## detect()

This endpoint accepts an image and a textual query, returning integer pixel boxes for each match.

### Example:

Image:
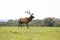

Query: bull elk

[18,10,35,28]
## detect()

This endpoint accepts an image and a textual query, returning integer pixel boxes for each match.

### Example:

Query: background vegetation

[0,17,60,27]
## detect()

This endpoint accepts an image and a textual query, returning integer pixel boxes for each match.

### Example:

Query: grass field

[0,26,60,40]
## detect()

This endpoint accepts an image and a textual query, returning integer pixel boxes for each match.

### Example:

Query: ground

[0,26,60,40]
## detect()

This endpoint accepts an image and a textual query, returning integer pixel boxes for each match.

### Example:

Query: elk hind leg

[26,23,29,28]
[18,22,20,28]
[20,22,22,28]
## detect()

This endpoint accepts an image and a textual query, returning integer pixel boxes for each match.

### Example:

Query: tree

[7,19,18,26]
[43,17,55,26]
[54,19,60,27]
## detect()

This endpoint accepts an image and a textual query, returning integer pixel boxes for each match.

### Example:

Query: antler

[24,9,34,15]
[31,13,34,15]
[24,9,30,13]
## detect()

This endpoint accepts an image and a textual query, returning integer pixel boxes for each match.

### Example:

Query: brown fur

[18,15,34,28]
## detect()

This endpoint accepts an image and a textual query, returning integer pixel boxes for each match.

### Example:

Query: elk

[18,10,35,28]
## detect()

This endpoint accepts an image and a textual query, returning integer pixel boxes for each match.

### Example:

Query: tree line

[0,17,60,27]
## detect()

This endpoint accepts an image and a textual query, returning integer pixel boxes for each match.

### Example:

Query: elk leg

[21,22,22,28]
[18,22,20,28]
[18,24,19,28]
[18,22,22,28]
[26,23,29,28]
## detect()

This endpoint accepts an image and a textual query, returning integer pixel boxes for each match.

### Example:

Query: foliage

[43,17,55,26]
[0,17,60,27]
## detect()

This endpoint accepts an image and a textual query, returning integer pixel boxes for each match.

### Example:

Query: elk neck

[28,16,33,22]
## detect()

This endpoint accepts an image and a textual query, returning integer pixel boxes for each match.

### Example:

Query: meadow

[0,26,60,40]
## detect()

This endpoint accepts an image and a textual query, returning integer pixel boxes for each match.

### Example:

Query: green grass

[0,26,60,40]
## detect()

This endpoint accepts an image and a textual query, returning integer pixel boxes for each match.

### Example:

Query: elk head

[24,10,35,19]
